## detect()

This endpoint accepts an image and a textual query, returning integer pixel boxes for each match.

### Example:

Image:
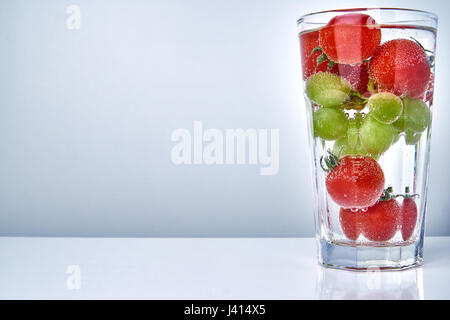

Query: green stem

[379,186,419,201]
[320,150,340,173]
[351,91,369,103]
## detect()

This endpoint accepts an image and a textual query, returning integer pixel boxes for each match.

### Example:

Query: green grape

[346,113,364,147]
[347,126,359,149]
[405,130,422,146]
[393,114,406,131]
[359,115,396,155]
[306,72,352,108]
[333,136,353,155]
[392,129,402,145]
[315,89,350,109]
[333,136,379,160]
[367,92,403,124]
[313,108,348,141]
[393,97,431,133]
[353,112,365,127]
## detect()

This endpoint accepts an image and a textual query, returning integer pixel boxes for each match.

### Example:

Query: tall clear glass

[297,8,438,270]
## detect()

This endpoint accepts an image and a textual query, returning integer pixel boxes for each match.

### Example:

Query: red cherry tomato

[326,156,385,209]
[361,199,400,242]
[319,13,381,64]
[339,208,363,241]
[337,62,370,96]
[299,30,338,80]
[400,198,418,241]
[369,39,431,98]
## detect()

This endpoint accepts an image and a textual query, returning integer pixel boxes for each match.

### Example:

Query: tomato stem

[320,149,340,173]
[379,186,419,202]
[309,46,337,73]
[309,46,323,58]
[402,186,420,199]
[351,91,369,102]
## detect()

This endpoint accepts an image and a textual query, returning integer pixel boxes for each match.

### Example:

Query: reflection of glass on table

[316,266,424,300]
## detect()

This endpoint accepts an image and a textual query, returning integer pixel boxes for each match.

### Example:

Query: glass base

[318,239,423,271]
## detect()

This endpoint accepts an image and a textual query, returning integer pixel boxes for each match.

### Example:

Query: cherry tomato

[319,13,381,64]
[325,155,385,209]
[337,62,370,96]
[361,199,400,242]
[339,208,363,240]
[400,198,418,241]
[299,30,338,80]
[369,39,431,98]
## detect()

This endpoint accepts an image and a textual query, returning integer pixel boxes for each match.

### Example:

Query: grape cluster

[306,71,431,159]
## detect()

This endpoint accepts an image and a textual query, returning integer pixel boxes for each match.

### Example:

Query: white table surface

[0,237,449,300]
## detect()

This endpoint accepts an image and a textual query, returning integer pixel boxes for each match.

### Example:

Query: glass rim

[297,7,438,26]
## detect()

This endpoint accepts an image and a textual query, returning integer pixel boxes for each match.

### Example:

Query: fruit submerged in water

[369,39,431,98]
[299,30,338,80]
[306,72,352,108]
[322,152,385,209]
[361,199,400,242]
[393,97,431,133]
[319,13,381,64]
[339,208,363,241]
[313,108,348,140]
[367,92,404,124]
[359,115,396,155]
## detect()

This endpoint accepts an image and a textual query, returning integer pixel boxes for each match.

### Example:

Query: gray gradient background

[0,0,448,237]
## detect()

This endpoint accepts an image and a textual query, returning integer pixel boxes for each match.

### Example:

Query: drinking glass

[297,8,438,270]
